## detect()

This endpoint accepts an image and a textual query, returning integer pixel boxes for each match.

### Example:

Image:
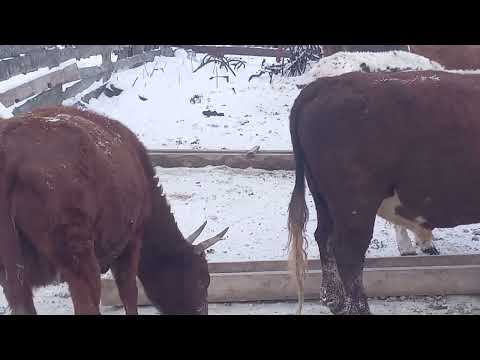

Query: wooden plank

[149,149,293,155]
[113,48,166,73]
[208,265,480,302]
[208,254,480,273]
[179,45,289,58]
[148,150,294,171]
[100,263,480,306]
[12,84,64,115]
[0,63,80,107]
[62,74,104,101]
[78,66,106,79]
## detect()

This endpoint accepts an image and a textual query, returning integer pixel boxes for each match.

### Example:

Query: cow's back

[0,107,152,272]
[294,70,480,227]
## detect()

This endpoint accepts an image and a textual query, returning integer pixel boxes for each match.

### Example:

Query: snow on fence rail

[0,45,174,115]
[148,149,295,171]
[178,45,290,58]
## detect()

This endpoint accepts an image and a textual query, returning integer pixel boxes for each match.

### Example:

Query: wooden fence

[101,254,480,305]
[0,45,174,115]
[178,45,290,58]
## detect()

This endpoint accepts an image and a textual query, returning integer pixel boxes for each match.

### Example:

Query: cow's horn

[186,221,207,244]
[194,227,229,254]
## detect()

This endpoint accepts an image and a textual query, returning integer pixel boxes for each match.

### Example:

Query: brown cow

[0,106,228,315]
[288,70,480,315]
[409,45,480,70]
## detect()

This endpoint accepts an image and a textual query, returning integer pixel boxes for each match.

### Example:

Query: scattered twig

[283,45,323,77]
[149,59,160,77]
[209,75,229,83]
[193,54,246,77]
[202,110,225,117]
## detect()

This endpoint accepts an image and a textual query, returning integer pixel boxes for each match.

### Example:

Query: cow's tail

[287,101,309,315]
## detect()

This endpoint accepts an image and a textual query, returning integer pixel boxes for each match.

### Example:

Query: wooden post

[101,49,113,83]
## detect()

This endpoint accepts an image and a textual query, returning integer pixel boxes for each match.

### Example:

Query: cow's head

[139,184,228,315]
[179,223,228,315]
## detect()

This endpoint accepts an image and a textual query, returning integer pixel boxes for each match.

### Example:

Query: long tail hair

[287,102,309,315]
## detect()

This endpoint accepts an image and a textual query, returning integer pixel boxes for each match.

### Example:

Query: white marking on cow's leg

[394,225,417,256]
[377,190,438,255]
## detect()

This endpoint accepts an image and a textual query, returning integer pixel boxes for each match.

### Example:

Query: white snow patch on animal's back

[298,50,444,83]
[39,114,72,122]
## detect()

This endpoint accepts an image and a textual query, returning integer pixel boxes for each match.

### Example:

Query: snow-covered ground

[1,48,456,150]
[156,166,480,262]
[1,282,479,315]
[66,49,446,151]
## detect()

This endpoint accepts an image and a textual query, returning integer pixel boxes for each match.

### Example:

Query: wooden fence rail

[178,45,290,58]
[0,45,174,115]
[101,254,480,306]
[148,149,295,171]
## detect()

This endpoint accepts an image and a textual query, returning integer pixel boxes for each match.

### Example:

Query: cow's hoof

[328,299,371,315]
[321,289,346,315]
[325,300,347,315]
[346,301,371,315]
[422,246,440,255]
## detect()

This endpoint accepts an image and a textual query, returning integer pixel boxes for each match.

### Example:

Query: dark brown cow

[288,70,480,315]
[0,106,228,315]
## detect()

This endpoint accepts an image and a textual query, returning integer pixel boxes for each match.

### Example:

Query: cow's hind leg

[111,236,142,315]
[311,193,347,314]
[0,215,36,315]
[330,196,384,315]
[53,222,101,315]
[59,250,101,315]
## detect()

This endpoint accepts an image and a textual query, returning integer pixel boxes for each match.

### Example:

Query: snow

[2,49,451,152]
[1,283,479,315]
[0,54,103,96]
[76,54,103,68]
[62,79,82,91]
[297,50,444,83]
[156,166,480,262]
[0,59,80,94]
[0,102,12,118]
[81,50,447,151]
[63,79,106,107]
[84,50,298,150]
